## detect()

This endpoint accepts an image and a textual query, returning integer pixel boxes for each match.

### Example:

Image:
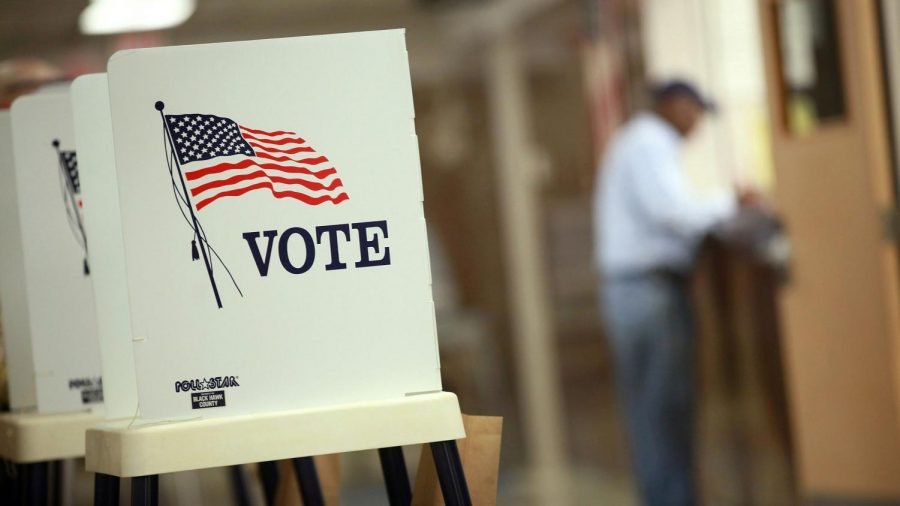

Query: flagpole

[53,139,90,275]
[155,101,223,309]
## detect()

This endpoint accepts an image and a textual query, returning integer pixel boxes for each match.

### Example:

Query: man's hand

[736,185,767,210]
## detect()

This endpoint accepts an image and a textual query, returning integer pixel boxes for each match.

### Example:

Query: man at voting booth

[594,80,762,506]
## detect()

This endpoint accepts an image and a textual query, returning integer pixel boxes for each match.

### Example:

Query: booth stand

[87,391,472,506]
[0,410,104,505]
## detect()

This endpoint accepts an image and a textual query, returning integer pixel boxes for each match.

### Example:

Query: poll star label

[175,376,240,392]
[70,376,104,405]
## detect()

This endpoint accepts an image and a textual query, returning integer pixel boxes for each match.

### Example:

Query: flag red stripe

[248,142,315,155]
[239,125,296,137]
[196,182,349,210]
[255,150,327,164]
[241,132,307,145]
[185,158,333,181]
[190,170,344,197]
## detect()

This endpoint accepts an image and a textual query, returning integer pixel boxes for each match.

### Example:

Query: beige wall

[640,0,774,192]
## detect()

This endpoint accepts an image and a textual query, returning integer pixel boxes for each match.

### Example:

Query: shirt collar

[640,111,682,146]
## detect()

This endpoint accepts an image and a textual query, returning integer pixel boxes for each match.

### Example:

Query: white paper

[10,91,104,414]
[0,110,38,411]
[107,30,441,421]
[72,74,139,419]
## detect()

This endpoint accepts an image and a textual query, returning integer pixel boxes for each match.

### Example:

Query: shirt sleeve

[627,141,737,241]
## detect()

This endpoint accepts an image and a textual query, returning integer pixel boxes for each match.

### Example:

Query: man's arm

[628,142,736,241]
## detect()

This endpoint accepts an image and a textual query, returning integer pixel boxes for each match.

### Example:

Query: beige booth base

[0,411,105,463]
[86,392,465,478]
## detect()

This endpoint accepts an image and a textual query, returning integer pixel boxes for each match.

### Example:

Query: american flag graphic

[60,150,81,197]
[164,113,349,211]
[53,140,89,275]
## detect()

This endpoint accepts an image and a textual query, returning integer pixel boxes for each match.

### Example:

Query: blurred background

[3,0,900,504]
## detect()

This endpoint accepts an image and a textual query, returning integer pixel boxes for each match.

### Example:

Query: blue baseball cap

[651,79,717,112]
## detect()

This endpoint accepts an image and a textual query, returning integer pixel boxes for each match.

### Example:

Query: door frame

[758,0,900,498]
[881,0,900,198]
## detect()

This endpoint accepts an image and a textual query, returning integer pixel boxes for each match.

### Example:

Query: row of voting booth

[0,30,479,505]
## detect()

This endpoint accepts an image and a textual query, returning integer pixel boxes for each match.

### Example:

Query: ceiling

[0,0,577,82]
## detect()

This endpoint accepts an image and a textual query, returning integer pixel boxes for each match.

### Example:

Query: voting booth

[81,30,468,505]
[4,91,104,415]
[72,74,139,422]
[0,89,109,463]
[105,30,443,420]
[0,110,35,413]
[0,89,110,505]
[0,29,484,506]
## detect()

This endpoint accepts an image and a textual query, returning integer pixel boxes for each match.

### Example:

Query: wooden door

[759,0,900,499]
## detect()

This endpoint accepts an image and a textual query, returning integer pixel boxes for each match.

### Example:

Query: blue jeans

[601,273,696,506]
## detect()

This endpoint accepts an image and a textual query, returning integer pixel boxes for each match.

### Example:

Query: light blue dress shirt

[593,112,736,276]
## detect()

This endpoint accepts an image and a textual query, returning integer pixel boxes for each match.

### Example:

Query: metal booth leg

[229,466,251,506]
[50,460,62,506]
[26,461,48,506]
[291,456,325,506]
[378,447,412,506]
[258,460,280,505]
[93,473,120,506]
[0,459,20,505]
[131,475,159,506]
[430,440,472,506]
